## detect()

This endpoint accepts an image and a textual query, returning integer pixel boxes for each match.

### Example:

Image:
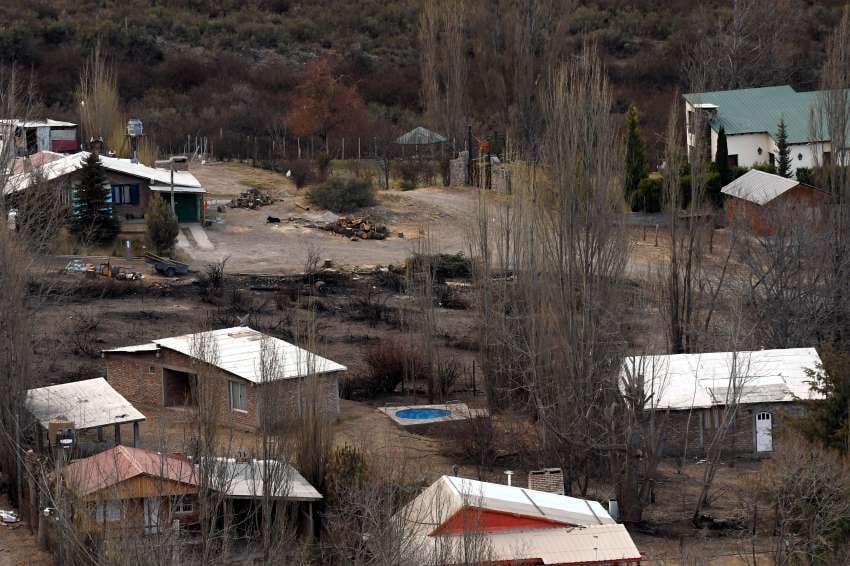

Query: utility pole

[170,159,175,214]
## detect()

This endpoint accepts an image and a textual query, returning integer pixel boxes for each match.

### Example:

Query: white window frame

[170,495,193,514]
[229,380,248,412]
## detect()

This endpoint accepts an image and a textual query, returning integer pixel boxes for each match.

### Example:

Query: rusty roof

[63,446,197,498]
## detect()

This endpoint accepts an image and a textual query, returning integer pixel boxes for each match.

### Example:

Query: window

[111,184,140,205]
[229,380,247,412]
[687,110,694,134]
[170,496,193,514]
[769,153,775,166]
[823,151,832,165]
[95,500,123,522]
[728,154,739,168]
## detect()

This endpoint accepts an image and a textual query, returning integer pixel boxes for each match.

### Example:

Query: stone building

[103,327,346,433]
[621,347,824,457]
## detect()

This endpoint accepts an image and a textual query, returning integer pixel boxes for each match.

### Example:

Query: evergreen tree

[715,126,731,186]
[794,344,850,454]
[145,193,179,255]
[776,118,792,178]
[624,104,648,202]
[70,152,120,245]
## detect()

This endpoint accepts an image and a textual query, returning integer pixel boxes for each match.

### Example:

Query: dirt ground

[0,496,52,566]
[187,162,480,273]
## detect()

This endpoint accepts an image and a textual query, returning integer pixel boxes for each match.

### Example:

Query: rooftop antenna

[127,118,143,163]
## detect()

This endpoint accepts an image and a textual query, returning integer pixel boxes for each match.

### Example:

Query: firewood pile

[322,217,389,241]
[229,188,274,209]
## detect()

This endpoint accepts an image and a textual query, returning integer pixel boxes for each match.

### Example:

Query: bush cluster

[308,178,376,212]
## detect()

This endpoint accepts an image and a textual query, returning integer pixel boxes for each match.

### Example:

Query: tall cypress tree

[776,118,792,178]
[70,152,120,245]
[715,126,731,186]
[624,104,648,202]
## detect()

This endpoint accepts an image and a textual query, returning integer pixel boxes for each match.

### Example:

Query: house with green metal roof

[683,86,833,176]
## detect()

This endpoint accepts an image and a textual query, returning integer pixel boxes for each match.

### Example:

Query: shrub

[395,159,420,190]
[288,159,313,189]
[408,252,473,281]
[308,178,376,212]
[145,194,179,255]
[433,358,460,400]
[347,339,426,399]
[316,153,332,180]
[631,176,663,213]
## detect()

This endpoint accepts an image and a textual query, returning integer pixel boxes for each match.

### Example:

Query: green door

[174,194,199,223]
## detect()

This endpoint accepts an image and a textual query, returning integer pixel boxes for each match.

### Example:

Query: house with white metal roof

[25,377,146,448]
[396,476,641,565]
[620,348,824,456]
[683,85,838,175]
[720,169,828,236]
[0,118,79,155]
[102,327,347,432]
[4,151,206,223]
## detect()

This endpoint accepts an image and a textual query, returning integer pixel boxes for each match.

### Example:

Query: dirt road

[188,162,480,273]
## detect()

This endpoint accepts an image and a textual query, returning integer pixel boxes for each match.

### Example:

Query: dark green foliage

[308,177,376,212]
[70,153,120,245]
[776,118,792,178]
[145,194,179,255]
[795,167,815,186]
[409,252,472,281]
[631,176,663,213]
[754,162,778,175]
[624,104,649,201]
[715,126,731,186]
[794,345,850,454]
[316,153,332,181]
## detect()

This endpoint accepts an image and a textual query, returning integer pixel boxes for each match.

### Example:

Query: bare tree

[811,6,850,347]
[419,0,468,140]
[763,432,850,565]
[77,43,121,149]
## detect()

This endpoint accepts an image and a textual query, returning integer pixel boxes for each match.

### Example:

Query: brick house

[621,348,824,457]
[103,327,347,432]
[721,169,829,236]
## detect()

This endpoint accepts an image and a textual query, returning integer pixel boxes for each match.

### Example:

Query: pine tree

[624,104,648,203]
[715,126,731,186]
[776,118,792,178]
[70,152,120,245]
[145,193,179,255]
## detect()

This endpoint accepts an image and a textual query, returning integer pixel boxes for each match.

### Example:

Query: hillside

[1,0,845,162]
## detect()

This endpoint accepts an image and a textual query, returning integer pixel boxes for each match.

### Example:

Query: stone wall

[661,402,805,458]
[450,151,469,187]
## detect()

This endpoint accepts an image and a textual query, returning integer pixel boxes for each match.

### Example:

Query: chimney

[89,136,104,155]
[528,468,565,495]
[504,470,514,486]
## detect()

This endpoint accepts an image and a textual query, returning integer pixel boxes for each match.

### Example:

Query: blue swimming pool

[395,408,451,420]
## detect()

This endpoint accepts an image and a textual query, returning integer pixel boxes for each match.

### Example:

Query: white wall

[684,101,833,178]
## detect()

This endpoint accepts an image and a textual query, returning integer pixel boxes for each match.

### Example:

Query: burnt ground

[18,247,774,562]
